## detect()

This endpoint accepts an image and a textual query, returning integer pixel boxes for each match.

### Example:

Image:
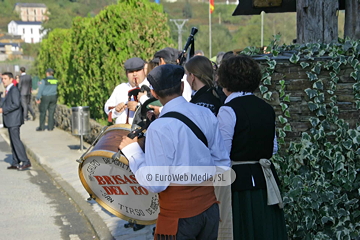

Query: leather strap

[161,111,208,147]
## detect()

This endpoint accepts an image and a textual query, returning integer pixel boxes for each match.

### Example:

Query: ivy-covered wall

[246,39,360,239]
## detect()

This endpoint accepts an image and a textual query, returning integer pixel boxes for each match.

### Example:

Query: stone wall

[32,60,359,146]
[255,60,359,144]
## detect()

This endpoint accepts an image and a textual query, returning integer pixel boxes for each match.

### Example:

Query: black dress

[224,95,288,240]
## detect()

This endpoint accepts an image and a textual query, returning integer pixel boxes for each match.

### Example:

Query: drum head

[78,125,159,225]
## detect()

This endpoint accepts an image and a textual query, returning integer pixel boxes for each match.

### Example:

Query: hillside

[0,0,345,58]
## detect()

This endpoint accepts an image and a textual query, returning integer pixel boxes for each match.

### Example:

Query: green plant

[250,38,360,239]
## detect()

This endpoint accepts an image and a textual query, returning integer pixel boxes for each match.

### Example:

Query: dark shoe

[18,164,31,171]
[7,165,18,170]
[32,115,36,121]
[24,117,30,121]
[48,128,54,131]
[36,127,45,131]
[133,224,145,231]
[124,222,134,228]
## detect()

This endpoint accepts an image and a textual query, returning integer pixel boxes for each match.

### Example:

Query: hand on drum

[127,101,138,111]
[148,105,160,117]
[115,102,126,113]
[119,134,138,150]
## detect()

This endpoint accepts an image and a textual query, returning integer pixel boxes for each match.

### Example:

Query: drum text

[87,159,100,175]
[118,203,146,216]
[94,175,138,185]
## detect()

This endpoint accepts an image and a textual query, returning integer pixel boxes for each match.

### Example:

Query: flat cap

[124,57,145,71]
[46,68,54,73]
[147,64,184,91]
[154,47,179,63]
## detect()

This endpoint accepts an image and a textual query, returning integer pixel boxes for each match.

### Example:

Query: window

[39,29,41,34]
[31,28,33,34]
[23,28,25,34]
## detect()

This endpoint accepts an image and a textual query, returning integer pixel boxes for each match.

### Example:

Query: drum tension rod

[87,194,95,201]
[76,126,109,164]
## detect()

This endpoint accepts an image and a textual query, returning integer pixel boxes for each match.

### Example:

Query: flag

[210,0,214,14]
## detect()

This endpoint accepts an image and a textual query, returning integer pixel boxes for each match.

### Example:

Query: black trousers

[8,126,30,166]
[39,95,57,130]
[21,95,35,119]
[157,203,219,240]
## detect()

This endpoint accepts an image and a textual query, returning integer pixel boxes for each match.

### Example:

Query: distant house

[14,3,48,22]
[8,21,46,43]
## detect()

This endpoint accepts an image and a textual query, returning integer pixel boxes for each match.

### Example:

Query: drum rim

[78,154,156,225]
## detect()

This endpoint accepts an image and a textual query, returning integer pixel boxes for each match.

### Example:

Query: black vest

[190,86,222,115]
[225,95,280,191]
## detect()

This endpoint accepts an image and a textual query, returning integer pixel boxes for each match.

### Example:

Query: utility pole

[170,19,189,50]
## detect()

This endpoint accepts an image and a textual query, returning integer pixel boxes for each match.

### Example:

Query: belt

[232,159,284,209]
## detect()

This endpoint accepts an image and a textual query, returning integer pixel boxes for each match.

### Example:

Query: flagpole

[209,0,212,58]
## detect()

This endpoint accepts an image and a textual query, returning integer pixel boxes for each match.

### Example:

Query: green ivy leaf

[263,91,272,101]
[267,59,277,69]
[316,105,327,116]
[278,129,286,138]
[356,101,360,110]
[279,79,285,87]
[342,140,353,150]
[321,216,334,225]
[313,80,324,90]
[284,110,291,118]
[306,72,318,81]
[308,101,319,111]
[305,88,318,99]
[283,123,292,132]
[332,61,341,70]
[309,117,320,127]
[278,115,288,124]
[353,82,360,92]
[311,63,322,74]
[280,103,288,111]
[300,62,310,69]
[290,53,300,64]
[283,94,291,102]
[263,76,272,85]
[259,85,268,94]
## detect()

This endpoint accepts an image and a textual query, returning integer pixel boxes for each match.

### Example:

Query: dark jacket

[19,74,32,95]
[225,95,280,191]
[190,86,222,115]
[2,86,24,128]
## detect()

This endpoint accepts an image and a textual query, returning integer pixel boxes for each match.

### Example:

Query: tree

[296,0,338,44]
[344,0,360,39]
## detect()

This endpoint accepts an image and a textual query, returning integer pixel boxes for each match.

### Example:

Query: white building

[8,21,46,43]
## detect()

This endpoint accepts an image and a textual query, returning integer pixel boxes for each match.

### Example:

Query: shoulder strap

[161,111,208,147]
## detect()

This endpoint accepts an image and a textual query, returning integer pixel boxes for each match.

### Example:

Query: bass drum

[78,124,159,225]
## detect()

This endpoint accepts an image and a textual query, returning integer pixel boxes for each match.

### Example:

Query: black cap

[147,64,184,91]
[46,68,54,73]
[154,47,179,63]
[124,57,145,71]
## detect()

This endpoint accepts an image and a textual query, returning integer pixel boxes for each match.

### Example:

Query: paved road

[0,134,97,240]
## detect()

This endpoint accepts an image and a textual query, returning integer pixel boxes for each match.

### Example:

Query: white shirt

[181,74,192,102]
[104,79,149,124]
[122,96,231,193]
[217,92,278,156]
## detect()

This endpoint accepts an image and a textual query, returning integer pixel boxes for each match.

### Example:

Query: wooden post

[344,0,360,39]
[296,0,338,44]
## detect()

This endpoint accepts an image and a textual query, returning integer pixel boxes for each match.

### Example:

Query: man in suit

[19,67,36,121]
[0,72,31,170]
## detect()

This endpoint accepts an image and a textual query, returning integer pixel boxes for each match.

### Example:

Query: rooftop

[15,3,47,8]
[10,21,42,25]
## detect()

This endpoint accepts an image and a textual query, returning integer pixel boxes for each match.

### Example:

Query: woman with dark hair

[184,55,222,115]
[217,55,287,240]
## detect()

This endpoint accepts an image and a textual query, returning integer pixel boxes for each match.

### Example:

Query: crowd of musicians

[104,47,288,239]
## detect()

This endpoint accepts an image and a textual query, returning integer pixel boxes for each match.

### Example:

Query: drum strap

[161,111,208,147]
